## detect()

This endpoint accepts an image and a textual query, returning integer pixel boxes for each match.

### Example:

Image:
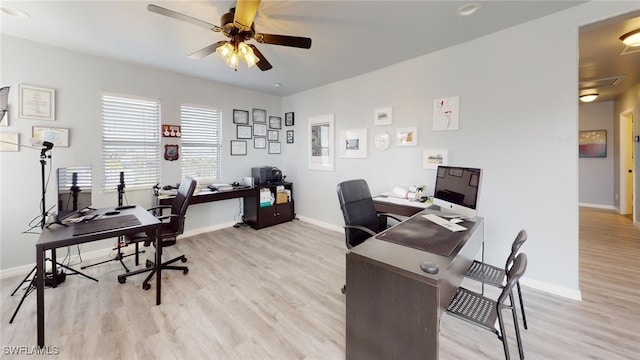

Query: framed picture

[373,107,392,126]
[268,142,281,154]
[449,168,464,177]
[233,109,249,124]
[269,116,281,129]
[579,130,607,158]
[254,136,266,149]
[252,108,266,123]
[230,140,247,155]
[286,130,294,144]
[285,112,295,126]
[0,133,19,151]
[253,123,267,137]
[396,127,417,146]
[422,149,448,170]
[267,130,279,141]
[469,173,479,187]
[433,96,459,131]
[19,84,55,121]
[32,126,70,147]
[339,128,367,158]
[236,125,252,139]
[308,113,334,171]
[0,111,7,127]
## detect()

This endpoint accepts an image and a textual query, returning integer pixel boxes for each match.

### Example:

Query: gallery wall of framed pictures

[231,109,294,155]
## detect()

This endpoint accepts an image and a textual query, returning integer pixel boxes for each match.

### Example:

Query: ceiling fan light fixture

[580,93,599,103]
[619,28,640,47]
[456,3,481,17]
[1,6,30,19]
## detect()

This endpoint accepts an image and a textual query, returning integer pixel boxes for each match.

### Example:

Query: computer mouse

[450,218,463,224]
[420,261,439,274]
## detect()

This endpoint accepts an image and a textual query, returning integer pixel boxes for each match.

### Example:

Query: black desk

[345,209,484,359]
[158,186,256,206]
[35,206,161,347]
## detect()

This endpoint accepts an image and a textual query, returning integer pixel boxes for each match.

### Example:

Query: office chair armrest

[377,212,402,223]
[156,213,184,222]
[344,224,377,237]
[147,205,171,213]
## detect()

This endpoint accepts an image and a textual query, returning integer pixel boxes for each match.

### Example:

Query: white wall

[579,101,615,207]
[0,35,283,271]
[283,1,640,298]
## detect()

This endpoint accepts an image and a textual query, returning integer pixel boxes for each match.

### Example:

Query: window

[181,104,222,182]
[101,93,160,190]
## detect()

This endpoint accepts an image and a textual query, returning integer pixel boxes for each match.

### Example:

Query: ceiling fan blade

[188,41,227,60]
[254,33,312,49]
[234,0,261,32]
[248,45,272,71]
[147,4,222,32]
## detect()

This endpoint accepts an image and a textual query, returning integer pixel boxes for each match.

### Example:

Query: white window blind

[181,104,222,182]
[101,94,160,190]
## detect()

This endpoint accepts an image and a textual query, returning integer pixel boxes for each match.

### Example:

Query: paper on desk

[373,196,431,209]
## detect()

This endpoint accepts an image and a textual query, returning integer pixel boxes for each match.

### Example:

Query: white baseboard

[296,215,343,233]
[578,202,616,210]
[520,277,582,301]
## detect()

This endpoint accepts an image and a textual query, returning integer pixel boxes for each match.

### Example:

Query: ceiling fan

[147,0,312,71]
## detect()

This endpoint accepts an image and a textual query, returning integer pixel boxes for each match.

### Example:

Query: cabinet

[243,182,294,229]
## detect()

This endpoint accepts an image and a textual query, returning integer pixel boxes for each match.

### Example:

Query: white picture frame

[433,96,460,131]
[308,113,335,171]
[253,123,267,137]
[374,106,392,126]
[19,84,55,121]
[268,142,281,154]
[339,128,367,158]
[254,137,266,149]
[396,127,418,146]
[0,133,19,151]
[32,126,70,147]
[423,149,448,169]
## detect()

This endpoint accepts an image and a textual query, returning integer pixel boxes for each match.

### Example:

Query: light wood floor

[1,208,638,359]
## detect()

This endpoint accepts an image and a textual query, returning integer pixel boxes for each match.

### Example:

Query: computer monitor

[432,165,482,218]
[57,165,92,221]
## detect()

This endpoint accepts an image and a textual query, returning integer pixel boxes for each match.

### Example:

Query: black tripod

[80,172,143,272]
[9,144,98,324]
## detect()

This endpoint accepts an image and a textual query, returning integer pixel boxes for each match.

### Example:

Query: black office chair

[464,229,528,329]
[336,179,401,293]
[447,253,528,360]
[117,177,197,290]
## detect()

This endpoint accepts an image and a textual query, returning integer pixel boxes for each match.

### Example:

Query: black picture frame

[253,123,267,137]
[268,142,281,154]
[236,125,252,139]
[285,112,294,126]
[269,116,282,129]
[252,108,266,123]
[267,130,279,141]
[286,130,294,144]
[233,109,249,125]
[231,140,247,155]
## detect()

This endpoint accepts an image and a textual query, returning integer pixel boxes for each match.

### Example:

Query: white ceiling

[2,1,634,100]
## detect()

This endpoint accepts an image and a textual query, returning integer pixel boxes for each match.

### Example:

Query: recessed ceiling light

[1,6,30,19]
[456,3,481,17]
[272,83,281,87]
[619,28,640,47]
[579,94,599,103]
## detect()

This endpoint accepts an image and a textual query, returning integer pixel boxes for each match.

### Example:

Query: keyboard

[73,214,141,236]
[422,213,467,232]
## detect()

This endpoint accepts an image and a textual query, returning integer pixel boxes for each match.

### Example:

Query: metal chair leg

[516,281,528,330]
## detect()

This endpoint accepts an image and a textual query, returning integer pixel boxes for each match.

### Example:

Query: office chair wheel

[181,257,187,263]
[118,277,126,284]
[143,283,151,290]
[183,268,189,275]
[341,285,346,294]
[145,259,154,268]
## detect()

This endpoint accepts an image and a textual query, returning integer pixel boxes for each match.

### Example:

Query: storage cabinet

[243,182,294,229]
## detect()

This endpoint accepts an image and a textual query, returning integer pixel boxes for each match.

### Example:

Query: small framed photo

[285,112,295,126]
[19,84,55,121]
[339,128,367,158]
[233,109,249,124]
[0,133,19,151]
[373,107,392,126]
[422,149,448,170]
[268,142,281,154]
[286,130,294,144]
[267,130,279,141]
[269,116,282,129]
[396,127,417,146]
[253,123,267,137]
[254,136,266,149]
[236,125,252,139]
[252,108,266,123]
[231,140,247,155]
[32,126,70,147]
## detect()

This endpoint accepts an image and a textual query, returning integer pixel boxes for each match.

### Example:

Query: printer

[252,166,283,185]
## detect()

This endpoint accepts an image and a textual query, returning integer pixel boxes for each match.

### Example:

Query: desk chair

[465,229,528,329]
[336,179,401,293]
[447,253,528,360]
[117,177,197,290]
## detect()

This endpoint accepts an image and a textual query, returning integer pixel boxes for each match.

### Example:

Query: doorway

[619,108,634,220]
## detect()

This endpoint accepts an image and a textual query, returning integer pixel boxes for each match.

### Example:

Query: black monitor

[57,165,92,221]
[432,165,482,218]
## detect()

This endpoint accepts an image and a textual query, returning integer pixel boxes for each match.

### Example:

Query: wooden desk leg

[36,246,45,347]
[155,227,161,305]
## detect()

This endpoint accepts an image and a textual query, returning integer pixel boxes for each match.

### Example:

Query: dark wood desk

[158,186,256,206]
[372,197,428,217]
[35,206,161,347]
[345,209,484,359]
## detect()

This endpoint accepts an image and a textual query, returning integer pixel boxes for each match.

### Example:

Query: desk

[345,209,484,359]
[158,186,255,206]
[35,206,161,347]
[372,196,429,217]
